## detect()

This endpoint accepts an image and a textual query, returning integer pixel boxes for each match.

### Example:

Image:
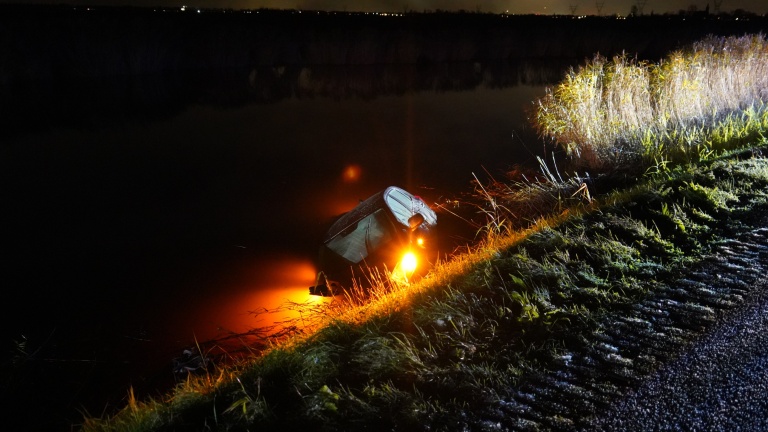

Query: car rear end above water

[310,186,437,296]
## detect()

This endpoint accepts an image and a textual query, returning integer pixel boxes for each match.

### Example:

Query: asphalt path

[586,271,768,431]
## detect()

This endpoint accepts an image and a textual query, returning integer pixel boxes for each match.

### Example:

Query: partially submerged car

[310,186,437,296]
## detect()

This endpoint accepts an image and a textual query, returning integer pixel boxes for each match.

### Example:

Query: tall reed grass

[535,34,768,172]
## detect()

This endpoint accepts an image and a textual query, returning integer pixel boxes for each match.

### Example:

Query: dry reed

[535,34,768,171]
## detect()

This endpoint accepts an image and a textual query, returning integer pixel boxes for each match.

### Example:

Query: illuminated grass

[80,34,768,431]
[80,146,768,431]
[535,34,768,172]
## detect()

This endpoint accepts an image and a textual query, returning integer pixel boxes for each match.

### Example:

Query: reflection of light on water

[189,257,332,343]
[342,164,362,182]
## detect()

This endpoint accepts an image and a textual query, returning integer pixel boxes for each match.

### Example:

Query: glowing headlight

[401,251,417,273]
[391,250,418,285]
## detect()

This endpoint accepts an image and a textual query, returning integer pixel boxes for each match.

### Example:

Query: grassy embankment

[82,34,768,431]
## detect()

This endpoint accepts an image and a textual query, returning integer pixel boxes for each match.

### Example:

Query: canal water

[2,62,563,427]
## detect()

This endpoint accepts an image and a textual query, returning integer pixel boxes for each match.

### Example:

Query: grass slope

[81,144,768,431]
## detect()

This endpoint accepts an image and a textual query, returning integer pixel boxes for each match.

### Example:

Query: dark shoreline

[1,5,767,83]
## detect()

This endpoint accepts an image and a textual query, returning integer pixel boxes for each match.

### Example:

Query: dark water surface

[2,64,554,429]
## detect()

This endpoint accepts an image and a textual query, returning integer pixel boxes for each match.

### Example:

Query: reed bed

[535,34,768,172]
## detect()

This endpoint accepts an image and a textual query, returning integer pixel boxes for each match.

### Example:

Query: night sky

[1,0,765,15]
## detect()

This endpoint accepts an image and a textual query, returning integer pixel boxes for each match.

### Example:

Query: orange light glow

[391,250,418,285]
[342,164,362,182]
[176,257,332,344]
[401,251,417,273]
[416,237,425,247]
